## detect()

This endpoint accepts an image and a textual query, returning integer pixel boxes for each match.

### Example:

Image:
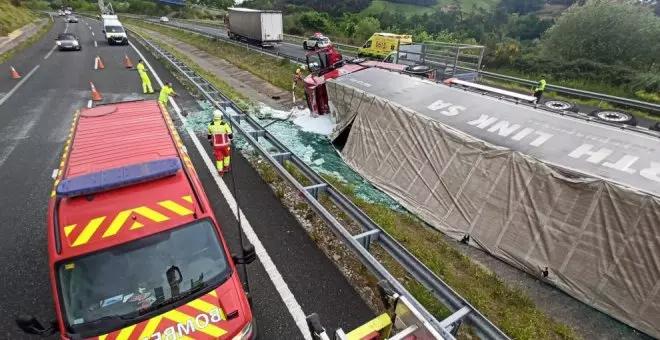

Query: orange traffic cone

[97,56,105,69]
[90,81,102,101]
[10,66,21,79]
[124,54,133,69]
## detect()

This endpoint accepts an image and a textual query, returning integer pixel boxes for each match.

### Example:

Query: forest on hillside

[241,0,660,101]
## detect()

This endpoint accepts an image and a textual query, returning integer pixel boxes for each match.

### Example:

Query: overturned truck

[326,67,660,338]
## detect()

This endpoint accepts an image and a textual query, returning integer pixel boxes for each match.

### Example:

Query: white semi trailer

[225,7,283,47]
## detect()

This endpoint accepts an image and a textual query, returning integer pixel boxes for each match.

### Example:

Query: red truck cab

[303,47,420,115]
[16,100,255,340]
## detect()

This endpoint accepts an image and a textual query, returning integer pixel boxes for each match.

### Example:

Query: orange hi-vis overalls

[208,119,233,175]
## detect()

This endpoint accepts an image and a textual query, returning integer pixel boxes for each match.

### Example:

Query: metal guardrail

[127,27,511,340]
[131,14,660,115]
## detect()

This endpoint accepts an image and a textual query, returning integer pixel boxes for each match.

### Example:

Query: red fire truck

[16,100,256,340]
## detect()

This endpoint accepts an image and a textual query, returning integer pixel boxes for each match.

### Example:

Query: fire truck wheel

[588,109,637,126]
[649,122,660,131]
[542,99,579,113]
[404,65,432,75]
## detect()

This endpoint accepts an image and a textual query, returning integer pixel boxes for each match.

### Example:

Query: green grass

[128,25,253,110]
[0,0,35,36]
[481,76,660,122]
[490,67,660,105]
[361,0,497,17]
[125,18,305,100]
[0,16,50,64]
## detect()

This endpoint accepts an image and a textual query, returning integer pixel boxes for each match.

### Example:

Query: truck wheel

[348,57,367,64]
[303,41,308,50]
[404,65,432,75]
[542,100,579,113]
[650,122,660,131]
[588,109,637,126]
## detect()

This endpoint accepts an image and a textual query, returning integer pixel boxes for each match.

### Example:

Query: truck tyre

[348,57,368,64]
[588,109,637,126]
[649,122,660,131]
[303,41,308,50]
[404,65,432,75]
[542,100,579,113]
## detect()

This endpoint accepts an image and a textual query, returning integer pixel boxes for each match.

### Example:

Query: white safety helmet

[213,109,223,120]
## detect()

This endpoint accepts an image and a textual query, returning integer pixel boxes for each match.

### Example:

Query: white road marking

[0,65,40,108]
[87,100,92,108]
[51,169,59,179]
[44,44,57,59]
[91,32,94,36]
[129,41,313,340]
[94,57,98,70]
[94,41,98,48]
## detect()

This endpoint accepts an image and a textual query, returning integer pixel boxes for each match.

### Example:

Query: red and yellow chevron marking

[51,110,81,197]
[160,103,195,172]
[63,195,195,248]
[95,290,227,340]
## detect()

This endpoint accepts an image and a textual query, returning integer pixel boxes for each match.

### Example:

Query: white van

[101,15,128,45]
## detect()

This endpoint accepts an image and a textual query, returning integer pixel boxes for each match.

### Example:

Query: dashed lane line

[0,65,40,108]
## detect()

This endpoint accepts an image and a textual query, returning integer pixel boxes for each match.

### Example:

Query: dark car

[56,33,81,51]
[67,16,79,23]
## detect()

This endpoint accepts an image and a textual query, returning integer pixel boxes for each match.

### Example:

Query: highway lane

[146,19,316,61]
[0,14,374,339]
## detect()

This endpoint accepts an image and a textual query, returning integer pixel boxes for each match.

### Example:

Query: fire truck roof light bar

[56,158,182,198]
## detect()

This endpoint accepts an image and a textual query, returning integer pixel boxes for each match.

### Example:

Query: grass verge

[0,17,51,65]
[128,25,253,111]
[124,18,305,100]
[0,0,35,36]
[130,22,578,340]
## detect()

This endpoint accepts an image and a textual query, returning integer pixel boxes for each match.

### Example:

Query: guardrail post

[353,229,381,251]
[303,183,327,199]
[270,152,291,165]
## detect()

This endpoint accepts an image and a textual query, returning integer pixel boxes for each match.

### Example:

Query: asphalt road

[145,19,313,61]
[0,15,374,339]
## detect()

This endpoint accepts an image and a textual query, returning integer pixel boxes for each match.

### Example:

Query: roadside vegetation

[0,11,51,65]
[0,0,35,36]
[129,23,579,340]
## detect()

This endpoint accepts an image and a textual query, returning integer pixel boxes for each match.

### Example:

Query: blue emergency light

[56,158,182,198]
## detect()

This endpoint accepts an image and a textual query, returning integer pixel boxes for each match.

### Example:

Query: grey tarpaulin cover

[326,67,660,338]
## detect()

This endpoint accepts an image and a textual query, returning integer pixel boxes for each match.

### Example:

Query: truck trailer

[225,7,283,47]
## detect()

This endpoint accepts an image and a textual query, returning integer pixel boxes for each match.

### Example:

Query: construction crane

[97,0,114,15]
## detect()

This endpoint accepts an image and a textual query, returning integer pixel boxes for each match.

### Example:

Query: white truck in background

[101,14,128,45]
[224,8,283,47]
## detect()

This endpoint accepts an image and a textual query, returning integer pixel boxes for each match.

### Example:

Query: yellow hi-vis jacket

[137,63,149,80]
[159,86,174,103]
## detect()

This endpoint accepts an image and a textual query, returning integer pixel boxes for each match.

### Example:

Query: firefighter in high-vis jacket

[137,59,154,94]
[207,110,233,176]
[293,67,304,90]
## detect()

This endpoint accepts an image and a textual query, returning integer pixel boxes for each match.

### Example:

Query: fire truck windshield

[55,219,230,330]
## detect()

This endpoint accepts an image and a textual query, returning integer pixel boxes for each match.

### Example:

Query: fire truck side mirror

[15,315,57,336]
[232,244,256,265]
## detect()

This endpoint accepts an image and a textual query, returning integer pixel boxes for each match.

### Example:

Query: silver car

[67,16,79,23]
[56,33,82,51]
